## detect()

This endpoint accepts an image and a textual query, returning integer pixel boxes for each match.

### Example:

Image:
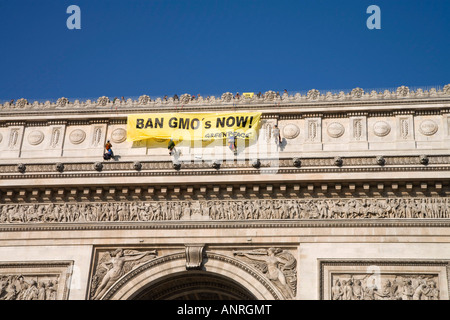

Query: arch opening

[130,270,257,300]
[103,251,283,300]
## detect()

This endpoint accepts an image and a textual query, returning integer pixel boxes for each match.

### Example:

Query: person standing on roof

[104,140,114,160]
[273,125,281,151]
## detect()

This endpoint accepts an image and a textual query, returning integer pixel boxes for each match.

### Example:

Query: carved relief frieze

[321,260,449,300]
[0,261,73,300]
[1,197,449,224]
[233,247,297,299]
[331,274,440,300]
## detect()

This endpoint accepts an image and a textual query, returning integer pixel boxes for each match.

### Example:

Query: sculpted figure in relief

[233,248,297,299]
[92,248,157,300]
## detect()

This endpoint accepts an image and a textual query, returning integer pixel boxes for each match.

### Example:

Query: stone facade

[1,85,450,300]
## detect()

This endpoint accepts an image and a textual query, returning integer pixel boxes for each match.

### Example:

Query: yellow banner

[126,112,261,142]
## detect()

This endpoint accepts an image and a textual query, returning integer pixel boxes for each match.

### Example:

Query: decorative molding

[1,219,450,234]
[56,97,69,108]
[50,127,62,148]
[133,161,142,171]
[0,162,450,180]
[373,121,391,137]
[376,156,386,166]
[327,122,345,138]
[69,129,86,145]
[353,119,362,140]
[17,163,26,173]
[420,155,429,165]
[110,128,127,143]
[400,118,409,139]
[282,123,300,139]
[185,244,205,270]
[27,130,44,146]
[15,98,28,109]
[138,95,151,105]
[419,119,438,136]
[92,127,102,147]
[97,96,110,107]
[307,120,318,141]
[55,163,64,173]
[8,128,20,149]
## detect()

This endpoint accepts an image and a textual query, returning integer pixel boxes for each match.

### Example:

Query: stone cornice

[1,219,450,233]
[0,102,449,125]
[0,260,74,268]
[1,155,450,175]
[1,84,450,117]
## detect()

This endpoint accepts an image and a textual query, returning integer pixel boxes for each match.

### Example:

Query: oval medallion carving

[111,128,127,143]
[282,124,300,139]
[327,122,345,138]
[419,120,438,136]
[69,129,86,144]
[27,130,44,145]
[373,121,391,137]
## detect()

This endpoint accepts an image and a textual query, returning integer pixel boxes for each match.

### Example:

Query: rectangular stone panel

[0,260,74,300]
[320,260,449,300]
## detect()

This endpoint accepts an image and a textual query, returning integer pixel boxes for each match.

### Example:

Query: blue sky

[0,0,449,101]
